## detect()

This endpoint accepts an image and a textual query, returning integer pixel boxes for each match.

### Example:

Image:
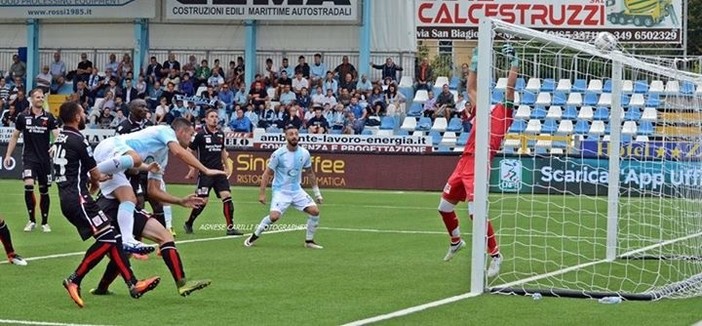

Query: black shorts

[96,196,149,239]
[128,172,148,196]
[22,160,52,186]
[59,191,111,241]
[196,174,230,198]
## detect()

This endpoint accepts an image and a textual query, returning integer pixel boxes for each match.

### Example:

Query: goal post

[472,17,702,300]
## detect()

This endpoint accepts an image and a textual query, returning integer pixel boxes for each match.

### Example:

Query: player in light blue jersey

[93,118,225,254]
[245,125,324,249]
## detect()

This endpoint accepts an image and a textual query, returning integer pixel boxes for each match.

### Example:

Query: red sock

[439,210,461,244]
[469,215,499,255]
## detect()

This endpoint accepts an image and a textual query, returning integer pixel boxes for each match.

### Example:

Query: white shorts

[270,189,316,214]
[93,137,133,197]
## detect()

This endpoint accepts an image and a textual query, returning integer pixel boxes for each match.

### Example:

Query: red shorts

[442,156,475,202]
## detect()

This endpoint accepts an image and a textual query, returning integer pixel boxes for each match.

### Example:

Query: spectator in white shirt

[49,51,66,84]
[311,86,325,105]
[34,66,52,94]
[207,70,225,90]
[292,72,309,95]
[105,53,119,79]
[321,88,337,107]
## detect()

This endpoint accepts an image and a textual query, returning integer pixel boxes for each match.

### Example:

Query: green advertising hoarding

[490,156,702,196]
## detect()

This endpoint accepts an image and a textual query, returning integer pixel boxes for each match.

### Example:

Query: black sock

[160,241,185,285]
[186,196,208,225]
[0,220,15,255]
[39,186,50,225]
[222,197,234,228]
[96,260,120,292]
[98,229,138,287]
[70,241,112,285]
[24,185,36,223]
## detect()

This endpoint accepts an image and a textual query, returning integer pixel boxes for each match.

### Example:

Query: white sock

[164,205,173,229]
[254,216,273,237]
[117,201,136,244]
[97,155,134,175]
[306,215,319,241]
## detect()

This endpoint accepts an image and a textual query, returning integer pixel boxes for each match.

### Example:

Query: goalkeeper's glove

[469,47,479,73]
[502,43,519,68]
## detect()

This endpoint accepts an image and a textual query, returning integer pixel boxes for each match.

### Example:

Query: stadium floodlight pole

[606,58,623,261]
[470,17,493,295]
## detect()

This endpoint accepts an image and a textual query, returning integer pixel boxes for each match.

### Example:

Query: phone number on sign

[542,29,679,43]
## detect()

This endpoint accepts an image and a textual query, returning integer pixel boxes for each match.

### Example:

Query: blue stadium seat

[456,132,470,146]
[593,107,609,120]
[407,102,423,117]
[624,107,642,121]
[446,117,463,132]
[583,92,598,106]
[449,76,460,90]
[437,145,451,152]
[574,120,590,135]
[329,129,343,134]
[521,91,536,106]
[621,134,633,143]
[395,129,409,136]
[542,78,556,92]
[531,106,547,120]
[542,119,558,134]
[267,127,282,133]
[573,79,587,92]
[463,121,472,133]
[638,121,654,135]
[429,131,441,146]
[681,81,695,95]
[634,80,649,93]
[645,93,660,107]
[620,94,630,107]
[562,106,578,120]
[400,87,414,104]
[603,79,612,93]
[380,116,395,130]
[491,90,504,104]
[416,117,432,131]
[516,78,526,91]
[605,122,611,134]
[552,92,567,106]
[509,119,527,133]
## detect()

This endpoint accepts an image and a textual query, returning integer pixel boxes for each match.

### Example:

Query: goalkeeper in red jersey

[438,44,519,278]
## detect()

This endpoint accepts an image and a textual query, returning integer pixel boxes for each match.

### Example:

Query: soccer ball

[594,32,618,52]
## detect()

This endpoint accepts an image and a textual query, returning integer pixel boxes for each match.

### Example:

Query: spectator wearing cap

[229,106,253,132]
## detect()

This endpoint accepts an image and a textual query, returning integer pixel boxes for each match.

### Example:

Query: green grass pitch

[0,180,699,325]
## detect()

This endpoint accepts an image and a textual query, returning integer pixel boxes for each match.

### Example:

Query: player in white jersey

[244,125,324,249]
[93,118,225,253]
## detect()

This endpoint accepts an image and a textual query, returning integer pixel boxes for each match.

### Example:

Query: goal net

[472,19,702,300]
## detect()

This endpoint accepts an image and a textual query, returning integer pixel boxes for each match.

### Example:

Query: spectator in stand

[98,108,114,129]
[322,71,338,96]
[235,56,245,73]
[105,54,119,79]
[334,55,357,81]
[50,52,66,90]
[218,83,234,118]
[1,102,16,127]
[104,77,123,101]
[279,84,296,106]
[311,86,324,105]
[35,66,52,94]
[369,85,386,107]
[422,90,437,118]
[339,73,356,94]
[291,72,309,95]
[184,101,200,124]
[276,70,292,99]
[100,91,116,111]
[322,88,337,108]
[147,80,163,109]
[279,58,294,78]
[385,83,406,117]
[208,70,225,90]
[110,110,126,129]
[229,107,253,132]
[302,104,315,123]
[117,53,133,80]
[180,73,194,96]
[8,91,28,114]
[162,53,181,76]
[371,57,403,82]
[338,88,352,106]
[248,81,268,111]
[86,67,102,100]
[356,74,372,95]
[169,98,187,123]
[201,85,219,107]
[9,54,26,82]
[122,78,138,103]
[145,56,163,84]
[294,55,310,79]
[309,53,327,87]
[234,82,248,107]
[415,58,433,93]
[161,82,181,105]
[345,111,363,135]
[258,103,275,129]
[74,81,90,109]
[163,69,181,91]
[211,59,224,78]
[326,103,345,131]
[369,102,385,117]
[263,58,278,87]
[348,96,364,119]
[0,79,9,101]
[244,103,259,128]
[195,59,211,88]
[10,76,24,95]
[74,53,92,92]
[136,75,148,98]
[272,103,287,129]
[155,96,170,124]
[114,96,127,117]
[297,87,312,110]
[455,93,467,113]
[281,105,303,130]
[306,106,329,134]
[182,55,198,77]
[434,84,456,119]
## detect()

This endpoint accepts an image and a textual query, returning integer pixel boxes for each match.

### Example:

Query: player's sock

[305,215,319,241]
[164,205,173,229]
[68,241,112,285]
[0,220,15,255]
[186,197,208,226]
[486,220,500,256]
[117,201,137,244]
[24,185,36,223]
[96,261,120,292]
[39,185,50,225]
[254,215,273,237]
[438,199,461,244]
[222,197,234,229]
[96,155,135,175]
[160,241,186,284]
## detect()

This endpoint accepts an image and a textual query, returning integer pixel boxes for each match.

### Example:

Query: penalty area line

[0,319,112,326]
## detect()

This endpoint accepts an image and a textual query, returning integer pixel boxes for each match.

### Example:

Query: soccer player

[0,217,27,266]
[3,88,58,233]
[91,191,211,297]
[92,117,226,253]
[244,125,324,249]
[438,44,520,278]
[52,101,160,308]
[117,99,176,236]
[184,109,243,236]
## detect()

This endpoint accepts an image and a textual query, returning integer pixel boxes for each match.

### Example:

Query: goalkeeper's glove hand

[469,47,479,73]
[502,43,519,68]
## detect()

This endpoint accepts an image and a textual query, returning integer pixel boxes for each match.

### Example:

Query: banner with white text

[166,0,359,21]
[0,0,155,19]
[415,0,683,44]
[251,133,433,153]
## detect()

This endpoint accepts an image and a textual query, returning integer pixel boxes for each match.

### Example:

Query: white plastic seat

[589,121,605,135]
[641,107,657,122]
[566,93,582,106]
[525,78,541,92]
[629,93,645,107]
[398,76,413,88]
[622,80,634,93]
[597,93,612,107]
[587,79,603,93]
[515,105,531,120]
[435,76,449,87]
[556,79,572,93]
[649,80,664,93]
[578,106,594,120]
[440,132,457,146]
[495,77,508,91]
[431,117,448,132]
[413,90,429,103]
[535,92,552,106]
[546,106,562,120]
[400,117,417,131]
[556,120,573,134]
[525,119,542,134]
[664,80,680,94]
[622,121,637,135]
